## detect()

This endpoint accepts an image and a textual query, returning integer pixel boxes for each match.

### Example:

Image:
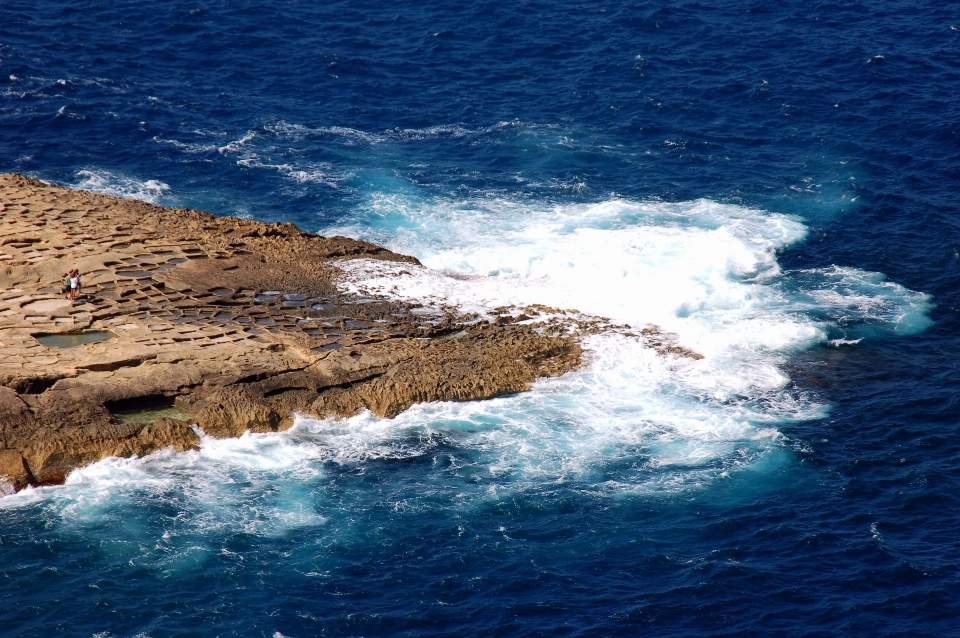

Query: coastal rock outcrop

[0,174,583,491]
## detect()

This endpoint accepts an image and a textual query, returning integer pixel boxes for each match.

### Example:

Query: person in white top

[69,270,81,301]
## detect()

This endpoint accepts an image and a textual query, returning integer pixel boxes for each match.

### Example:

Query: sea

[2,1,959,636]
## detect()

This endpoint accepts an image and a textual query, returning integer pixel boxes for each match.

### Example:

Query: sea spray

[70,168,173,205]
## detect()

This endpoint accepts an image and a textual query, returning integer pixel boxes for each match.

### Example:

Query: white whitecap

[70,168,172,205]
[321,192,930,481]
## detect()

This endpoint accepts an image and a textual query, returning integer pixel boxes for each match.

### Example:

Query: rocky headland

[0,173,698,493]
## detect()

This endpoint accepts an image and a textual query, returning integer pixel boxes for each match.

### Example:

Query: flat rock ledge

[0,174,582,492]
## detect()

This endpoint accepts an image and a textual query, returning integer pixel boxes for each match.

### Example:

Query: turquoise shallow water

[2,1,960,636]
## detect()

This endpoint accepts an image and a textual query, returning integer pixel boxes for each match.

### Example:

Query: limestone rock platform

[0,174,583,491]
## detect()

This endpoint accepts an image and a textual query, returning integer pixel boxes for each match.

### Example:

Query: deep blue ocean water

[3,1,960,636]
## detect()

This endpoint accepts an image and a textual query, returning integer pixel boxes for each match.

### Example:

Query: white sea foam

[329,192,930,341]
[262,121,475,145]
[152,135,219,154]
[203,120,540,191]
[318,193,930,479]
[330,196,820,399]
[786,265,932,334]
[289,330,807,487]
[70,168,172,205]
[217,131,256,154]
[261,119,529,146]
[235,156,352,187]
[214,126,354,187]
[1,430,328,539]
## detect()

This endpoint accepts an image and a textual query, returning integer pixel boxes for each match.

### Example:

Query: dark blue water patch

[3,1,957,225]
[3,0,960,636]
[3,444,955,637]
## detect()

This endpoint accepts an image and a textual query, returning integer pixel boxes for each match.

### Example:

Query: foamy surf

[1,429,328,539]
[69,168,173,205]
[0,194,931,510]
[292,331,804,479]
[322,193,930,476]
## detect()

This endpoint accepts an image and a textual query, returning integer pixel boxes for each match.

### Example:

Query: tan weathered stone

[0,174,595,490]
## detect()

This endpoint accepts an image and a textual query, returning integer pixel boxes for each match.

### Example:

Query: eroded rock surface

[0,174,581,490]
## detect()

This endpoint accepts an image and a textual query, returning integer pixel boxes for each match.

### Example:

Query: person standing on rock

[61,272,71,297]
[69,270,81,301]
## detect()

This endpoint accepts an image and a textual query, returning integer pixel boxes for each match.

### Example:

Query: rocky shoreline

[0,174,701,494]
[0,174,587,492]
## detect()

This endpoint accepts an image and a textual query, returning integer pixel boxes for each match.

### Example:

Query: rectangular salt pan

[35,331,116,348]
